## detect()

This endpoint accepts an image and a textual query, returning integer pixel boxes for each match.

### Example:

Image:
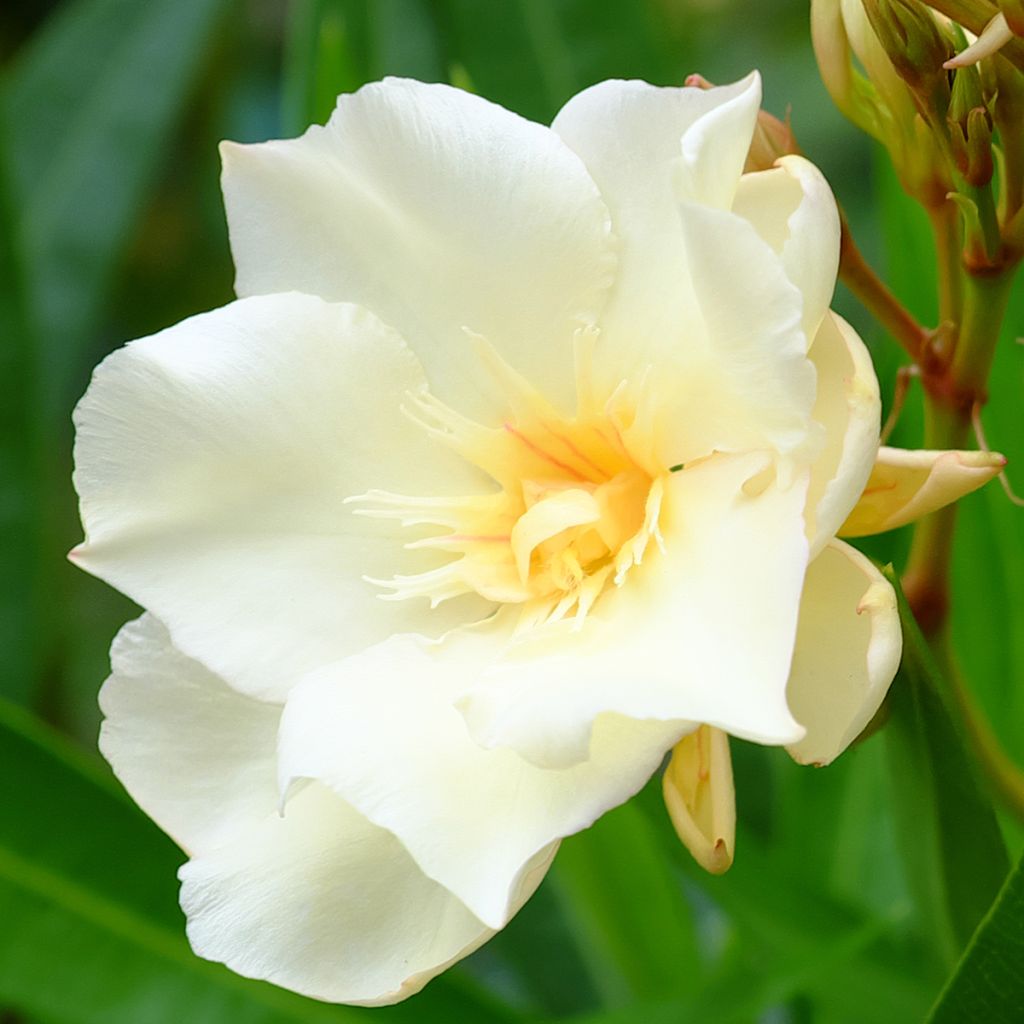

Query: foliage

[0,1,1020,1021]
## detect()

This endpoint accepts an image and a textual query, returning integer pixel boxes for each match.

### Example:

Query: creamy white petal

[731,155,841,346]
[99,614,280,857]
[657,201,817,465]
[786,540,901,766]
[221,78,615,421]
[839,446,1007,537]
[553,75,814,465]
[278,634,685,929]
[803,312,882,557]
[457,451,809,768]
[180,782,551,1006]
[73,293,491,701]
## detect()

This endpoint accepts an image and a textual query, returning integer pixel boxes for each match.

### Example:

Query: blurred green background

[1,1,1021,1022]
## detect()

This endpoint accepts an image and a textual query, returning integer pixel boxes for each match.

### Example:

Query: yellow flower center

[352,333,668,630]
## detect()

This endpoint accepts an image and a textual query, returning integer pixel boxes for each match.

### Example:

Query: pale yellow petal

[840,446,1006,537]
[662,725,735,875]
[786,540,901,767]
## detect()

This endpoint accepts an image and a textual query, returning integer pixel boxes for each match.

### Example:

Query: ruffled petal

[552,75,814,464]
[221,78,616,421]
[457,451,810,768]
[73,293,491,701]
[179,782,553,1006]
[786,540,901,766]
[99,614,280,857]
[731,155,841,346]
[278,634,684,929]
[658,200,817,465]
[839,447,1006,537]
[803,312,881,557]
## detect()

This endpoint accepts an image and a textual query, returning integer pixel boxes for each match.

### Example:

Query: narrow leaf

[927,846,1024,1023]
[2,0,231,424]
[882,566,1010,963]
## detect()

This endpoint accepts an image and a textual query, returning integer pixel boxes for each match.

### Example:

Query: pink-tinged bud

[744,109,800,172]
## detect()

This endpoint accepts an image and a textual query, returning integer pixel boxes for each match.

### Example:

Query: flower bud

[744,108,800,172]
[811,0,887,138]
[863,0,954,100]
[948,62,995,184]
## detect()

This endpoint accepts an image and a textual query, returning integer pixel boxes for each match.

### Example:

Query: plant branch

[839,211,930,360]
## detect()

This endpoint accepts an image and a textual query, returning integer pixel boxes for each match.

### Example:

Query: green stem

[928,202,964,328]
[839,212,929,360]
[902,402,969,635]
[902,260,1024,820]
[950,267,1018,399]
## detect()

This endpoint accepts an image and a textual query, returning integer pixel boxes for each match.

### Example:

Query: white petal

[804,312,881,557]
[98,614,280,856]
[278,634,684,929]
[840,446,1006,537]
[657,200,817,465]
[221,78,615,420]
[457,451,810,768]
[180,782,552,1006]
[786,540,901,766]
[73,293,491,701]
[557,75,802,456]
[731,155,841,346]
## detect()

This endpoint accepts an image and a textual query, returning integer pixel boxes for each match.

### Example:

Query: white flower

[71,74,1003,1005]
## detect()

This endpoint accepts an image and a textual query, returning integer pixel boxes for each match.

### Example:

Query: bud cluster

[812,0,1024,271]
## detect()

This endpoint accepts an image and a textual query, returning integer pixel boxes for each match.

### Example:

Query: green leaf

[0,109,43,706]
[1,0,231,425]
[282,0,445,136]
[282,0,364,135]
[0,698,519,1024]
[882,566,1010,965]
[927,845,1024,1023]
[547,797,702,1008]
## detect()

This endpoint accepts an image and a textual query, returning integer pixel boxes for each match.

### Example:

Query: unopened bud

[949,107,995,184]
[811,0,887,138]
[863,0,953,102]
[948,61,995,184]
[745,109,800,172]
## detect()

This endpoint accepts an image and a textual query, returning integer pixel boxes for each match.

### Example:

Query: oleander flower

[71,74,1004,1005]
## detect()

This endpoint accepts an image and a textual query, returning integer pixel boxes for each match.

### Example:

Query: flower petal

[839,447,1006,537]
[99,614,280,857]
[803,312,881,557]
[278,633,685,929]
[662,725,736,875]
[658,200,817,465]
[552,75,812,463]
[221,78,616,420]
[180,781,552,1006]
[731,155,841,346]
[457,451,809,769]
[73,293,491,701]
[786,539,901,766]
